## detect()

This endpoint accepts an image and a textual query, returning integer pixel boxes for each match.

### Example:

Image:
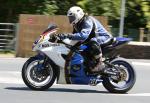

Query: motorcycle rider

[56,6,113,72]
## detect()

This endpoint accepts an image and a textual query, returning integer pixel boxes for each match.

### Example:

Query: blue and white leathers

[68,45,102,84]
[70,16,112,45]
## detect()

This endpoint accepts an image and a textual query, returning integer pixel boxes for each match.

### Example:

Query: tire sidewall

[22,56,57,90]
[102,58,136,93]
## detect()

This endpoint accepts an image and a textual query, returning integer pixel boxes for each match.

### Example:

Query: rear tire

[22,56,57,91]
[102,59,136,93]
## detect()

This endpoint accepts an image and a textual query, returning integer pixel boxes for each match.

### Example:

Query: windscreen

[42,24,58,35]
[33,24,58,46]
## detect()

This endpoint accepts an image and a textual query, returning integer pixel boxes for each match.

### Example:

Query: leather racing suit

[60,15,112,72]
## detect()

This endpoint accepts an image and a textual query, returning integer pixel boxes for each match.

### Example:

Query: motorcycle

[22,24,136,93]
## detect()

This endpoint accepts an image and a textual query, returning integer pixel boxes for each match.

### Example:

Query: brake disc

[119,68,127,81]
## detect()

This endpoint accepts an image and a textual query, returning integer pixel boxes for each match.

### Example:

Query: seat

[100,37,116,48]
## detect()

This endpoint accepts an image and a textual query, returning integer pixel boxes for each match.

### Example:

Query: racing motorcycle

[22,24,136,93]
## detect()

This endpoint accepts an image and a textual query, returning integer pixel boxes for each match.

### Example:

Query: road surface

[0,58,150,103]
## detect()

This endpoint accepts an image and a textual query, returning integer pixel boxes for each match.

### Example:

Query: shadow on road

[5,87,111,94]
[5,87,31,91]
[48,88,110,94]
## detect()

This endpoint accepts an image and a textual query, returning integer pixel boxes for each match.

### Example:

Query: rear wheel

[102,59,136,93]
[22,56,57,90]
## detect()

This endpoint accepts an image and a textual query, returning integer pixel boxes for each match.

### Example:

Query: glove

[57,33,72,40]
[49,34,57,42]
[49,34,57,39]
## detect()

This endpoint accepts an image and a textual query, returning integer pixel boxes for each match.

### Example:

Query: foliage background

[0,0,149,29]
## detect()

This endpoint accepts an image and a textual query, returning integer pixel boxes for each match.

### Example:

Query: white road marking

[132,62,150,66]
[0,77,24,84]
[106,93,150,97]
[0,71,24,84]
[127,93,150,96]
[0,71,58,85]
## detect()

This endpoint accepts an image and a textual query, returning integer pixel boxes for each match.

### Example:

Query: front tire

[22,56,57,90]
[102,59,136,93]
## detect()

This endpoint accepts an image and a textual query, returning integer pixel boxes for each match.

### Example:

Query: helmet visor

[68,15,76,24]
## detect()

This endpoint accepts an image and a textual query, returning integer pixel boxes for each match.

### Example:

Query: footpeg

[89,79,97,86]
[89,76,103,86]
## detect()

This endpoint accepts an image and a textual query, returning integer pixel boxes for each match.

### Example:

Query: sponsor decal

[42,44,50,48]
[42,43,60,48]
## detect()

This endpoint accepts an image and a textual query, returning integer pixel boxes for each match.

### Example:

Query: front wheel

[102,59,136,93]
[22,56,57,90]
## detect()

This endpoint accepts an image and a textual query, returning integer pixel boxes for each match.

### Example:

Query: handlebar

[49,35,81,53]
[49,35,72,49]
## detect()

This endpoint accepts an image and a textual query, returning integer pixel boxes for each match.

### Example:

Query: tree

[54,0,81,15]
[141,0,150,28]
[0,0,149,29]
[77,0,121,27]
[77,0,149,29]
[0,0,58,22]
[125,0,148,28]
[78,0,121,19]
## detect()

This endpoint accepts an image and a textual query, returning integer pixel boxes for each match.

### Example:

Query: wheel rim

[109,62,133,89]
[26,60,53,87]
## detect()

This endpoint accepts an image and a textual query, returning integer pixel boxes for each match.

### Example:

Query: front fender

[33,53,60,83]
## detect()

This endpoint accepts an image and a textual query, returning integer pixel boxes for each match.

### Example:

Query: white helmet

[67,6,85,25]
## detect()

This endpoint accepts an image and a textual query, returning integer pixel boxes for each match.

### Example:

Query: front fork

[35,53,50,76]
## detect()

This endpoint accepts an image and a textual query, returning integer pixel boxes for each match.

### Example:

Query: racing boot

[91,53,105,73]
